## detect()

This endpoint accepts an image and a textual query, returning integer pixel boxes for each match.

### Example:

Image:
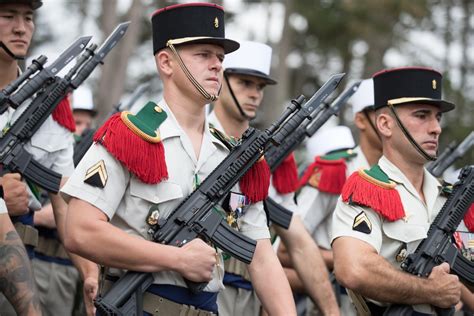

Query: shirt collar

[206,110,233,150]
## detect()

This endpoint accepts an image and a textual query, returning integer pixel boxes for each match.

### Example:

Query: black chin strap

[223,72,252,121]
[388,104,437,161]
[362,109,382,142]
[0,41,25,60]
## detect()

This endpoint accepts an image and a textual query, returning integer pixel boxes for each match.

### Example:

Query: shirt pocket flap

[30,132,69,152]
[383,221,427,243]
[130,179,183,204]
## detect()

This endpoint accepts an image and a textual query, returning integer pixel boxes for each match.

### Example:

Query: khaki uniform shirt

[298,146,369,249]
[61,101,270,292]
[0,99,75,210]
[331,155,446,314]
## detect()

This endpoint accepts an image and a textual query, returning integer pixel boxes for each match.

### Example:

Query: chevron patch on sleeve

[84,160,108,188]
[352,211,372,234]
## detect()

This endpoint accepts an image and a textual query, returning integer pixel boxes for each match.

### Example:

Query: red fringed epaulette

[298,156,347,194]
[272,153,298,194]
[464,204,474,232]
[93,101,168,184]
[341,165,405,222]
[52,95,76,132]
[240,157,271,203]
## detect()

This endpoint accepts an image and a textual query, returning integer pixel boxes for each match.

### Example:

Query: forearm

[0,215,41,316]
[461,284,474,312]
[276,217,339,315]
[320,248,334,270]
[65,198,181,273]
[334,240,433,305]
[249,239,296,316]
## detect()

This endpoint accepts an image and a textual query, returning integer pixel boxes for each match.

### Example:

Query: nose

[209,55,222,72]
[429,116,442,136]
[12,16,27,35]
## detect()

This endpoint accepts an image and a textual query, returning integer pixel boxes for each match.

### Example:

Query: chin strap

[0,41,25,60]
[388,104,437,161]
[223,72,252,121]
[167,42,218,102]
[362,109,382,142]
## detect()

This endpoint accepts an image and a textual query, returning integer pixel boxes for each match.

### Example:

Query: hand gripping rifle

[0,22,129,193]
[263,81,361,228]
[73,82,149,166]
[94,73,345,316]
[428,132,474,178]
[0,36,92,114]
[384,165,474,316]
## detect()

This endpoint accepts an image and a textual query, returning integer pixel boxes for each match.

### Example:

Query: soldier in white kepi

[61,3,296,315]
[209,40,339,315]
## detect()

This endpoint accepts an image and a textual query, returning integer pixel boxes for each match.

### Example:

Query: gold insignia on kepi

[84,160,108,188]
[214,17,219,28]
[432,79,437,90]
[352,211,372,234]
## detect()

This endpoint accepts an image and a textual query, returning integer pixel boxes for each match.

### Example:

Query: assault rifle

[427,132,474,178]
[73,82,149,166]
[384,165,474,316]
[0,36,91,114]
[263,81,361,228]
[94,73,345,316]
[0,22,129,193]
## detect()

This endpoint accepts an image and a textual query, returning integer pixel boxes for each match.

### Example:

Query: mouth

[423,140,438,149]
[10,39,28,46]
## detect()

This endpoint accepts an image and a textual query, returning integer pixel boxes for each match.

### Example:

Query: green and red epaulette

[441,182,474,232]
[209,124,270,203]
[341,164,405,222]
[52,94,76,132]
[272,153,298,194]
[93,101,168,184]
[298,149,357,194]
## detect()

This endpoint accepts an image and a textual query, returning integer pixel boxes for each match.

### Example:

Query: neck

[384,145,426,202]
[213,103,249,138]
[359,134,382,166]
[0,59,18,89]
[163,88,206,134]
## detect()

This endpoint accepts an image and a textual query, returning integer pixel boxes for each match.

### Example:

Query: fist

[1,173,29,216]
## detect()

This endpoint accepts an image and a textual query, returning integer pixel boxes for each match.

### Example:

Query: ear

[354,112,367,131]
[155,49,173,77]
[376,111,392,137]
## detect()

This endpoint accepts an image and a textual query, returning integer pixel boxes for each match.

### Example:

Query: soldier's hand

[83,276,98,316]
[178,239,216,282]
[0,174,29,216]
[428,263,461,308]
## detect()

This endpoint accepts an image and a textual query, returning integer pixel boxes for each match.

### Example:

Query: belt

[35,235,70,260]
[103,277,218,315]
[224,257,251,281]
[14,222,38,248]
[223,272,253,291]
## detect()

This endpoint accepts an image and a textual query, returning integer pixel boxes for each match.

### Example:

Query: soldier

[0,0,97,314]
[332,67,462,314]
[62,3,296,315]
[209,40,339,315]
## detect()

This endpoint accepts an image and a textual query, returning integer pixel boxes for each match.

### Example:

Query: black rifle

[384,165,474,316]
[0,22,129,193]
[263,81,361,228]
[73,82,149,166]
[428,132,474,178]
[0,36,92,114]
[94,73,345,316]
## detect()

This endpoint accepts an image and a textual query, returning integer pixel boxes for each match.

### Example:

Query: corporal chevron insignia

[352,211,372,234]
[84,160,108,188]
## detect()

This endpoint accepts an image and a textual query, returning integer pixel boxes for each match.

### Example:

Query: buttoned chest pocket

[129,179,183,207]
[383,221,428,255]
[28,131,70,166]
